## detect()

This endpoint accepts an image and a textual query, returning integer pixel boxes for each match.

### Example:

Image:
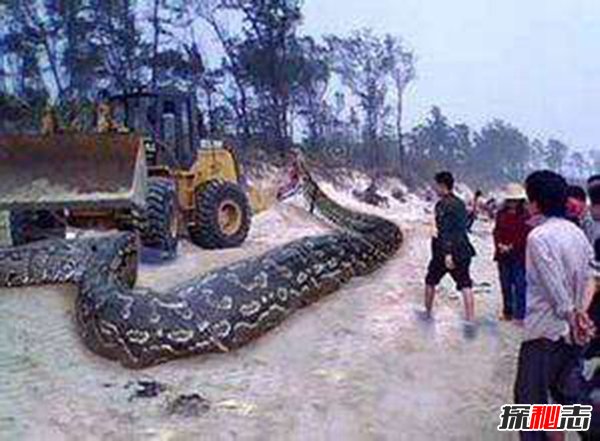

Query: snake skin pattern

[0,168,403,368]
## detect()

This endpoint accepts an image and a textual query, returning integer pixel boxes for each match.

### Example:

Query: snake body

[0,170,402,368]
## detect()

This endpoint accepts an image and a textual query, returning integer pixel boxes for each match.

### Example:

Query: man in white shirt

[514,171,595,441]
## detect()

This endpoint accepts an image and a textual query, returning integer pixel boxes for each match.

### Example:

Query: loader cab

[109,90,204,170]
[105,89,251,259]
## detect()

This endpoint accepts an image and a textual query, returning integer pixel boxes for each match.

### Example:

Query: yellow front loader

[0,89,254,260]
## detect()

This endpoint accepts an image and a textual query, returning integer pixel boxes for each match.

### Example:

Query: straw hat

[503,183,527,201]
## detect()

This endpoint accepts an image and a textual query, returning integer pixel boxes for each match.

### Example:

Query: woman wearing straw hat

[493,183,532,322]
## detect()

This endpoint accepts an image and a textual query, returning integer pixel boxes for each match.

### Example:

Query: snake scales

[0,167,402,368]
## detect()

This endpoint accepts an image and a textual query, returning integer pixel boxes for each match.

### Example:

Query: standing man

[566,185,588,227]
[514,171,595,441]
[583,176,600,275]
[424,171,476,323]
[583,176,600,358]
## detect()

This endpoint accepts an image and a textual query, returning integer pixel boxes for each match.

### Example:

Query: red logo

[498,404,592,432]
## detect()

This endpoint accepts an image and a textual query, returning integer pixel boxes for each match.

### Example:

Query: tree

[49,0,104,99]
[92,0,148,92]
[196,0,253,143]
[293,37,330,146]
[146,0,192,89]
[411,106,453,163]
[197,0,305,150]
[325,29,394,173]
[472,120,530,183]
[566,151,589,179]
[590,149,600,174]
[1,1,62,99]
[544,138,569,173]
[528,139,546,172]
[384,35,415,174]
[450,123,473,170]
[225,0,303,148]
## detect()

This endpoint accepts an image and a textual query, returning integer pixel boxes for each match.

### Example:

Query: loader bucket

[0,133,147,211]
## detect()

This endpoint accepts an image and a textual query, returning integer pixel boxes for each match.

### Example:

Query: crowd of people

[424,169,600,440]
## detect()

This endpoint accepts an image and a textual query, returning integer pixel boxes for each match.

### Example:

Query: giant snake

[0,165,402,368]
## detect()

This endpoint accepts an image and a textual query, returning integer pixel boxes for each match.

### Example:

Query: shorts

[425,256,473,290]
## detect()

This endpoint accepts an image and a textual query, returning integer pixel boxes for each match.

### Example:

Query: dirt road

[0,196,524,441]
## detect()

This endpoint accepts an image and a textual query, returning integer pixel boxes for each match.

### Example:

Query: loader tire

[139,178,179,259]
[115,208,144,234]
[188,180,251,249]
[9,210,66,246]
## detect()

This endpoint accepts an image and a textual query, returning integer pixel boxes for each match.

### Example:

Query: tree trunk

[394,73,407,177]
[202,14,251,148]
[150,0,160,88]
[21,2,65,99]
[123,0,136,89]
[64,1,79,97]
[396,87,405,176]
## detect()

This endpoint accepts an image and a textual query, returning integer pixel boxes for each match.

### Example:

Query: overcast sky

[302,0,600,152]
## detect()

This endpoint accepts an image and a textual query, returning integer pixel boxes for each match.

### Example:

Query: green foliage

[320,29,415,176]
[544,138,569,173]
[408,107,474,172]
[225,0,304,146]
[472,120,530,183]
[404,106,587,188]
[325,29,392,147]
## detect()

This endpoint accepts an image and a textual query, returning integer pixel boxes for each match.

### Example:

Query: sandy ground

[0,187,532,441]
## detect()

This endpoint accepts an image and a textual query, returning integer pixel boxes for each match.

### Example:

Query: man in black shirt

[425,171,477,323]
